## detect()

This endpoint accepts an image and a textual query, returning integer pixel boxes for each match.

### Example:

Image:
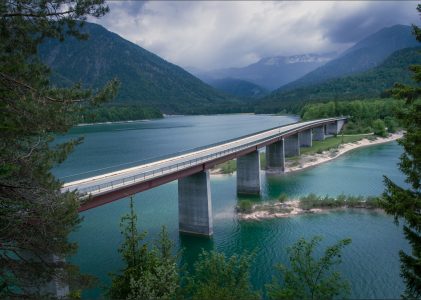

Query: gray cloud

[94,1,419,70]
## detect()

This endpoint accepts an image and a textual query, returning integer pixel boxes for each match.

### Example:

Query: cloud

[94,1,418,70]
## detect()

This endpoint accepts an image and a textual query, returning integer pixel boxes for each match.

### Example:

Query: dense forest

[300,99,403,135]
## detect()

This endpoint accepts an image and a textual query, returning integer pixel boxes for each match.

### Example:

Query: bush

[372,119,387,137]
[237,200,254,213]
[278,193,288,202]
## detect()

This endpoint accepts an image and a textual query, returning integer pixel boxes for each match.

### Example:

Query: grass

[214,133,369,174]
[300,134,367,155]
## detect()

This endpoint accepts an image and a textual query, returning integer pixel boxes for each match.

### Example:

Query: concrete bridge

[63,117,346,236]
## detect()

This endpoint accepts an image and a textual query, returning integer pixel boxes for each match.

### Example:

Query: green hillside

[256,47,421,113]
[209,78,268,98]
[38,22,243,115]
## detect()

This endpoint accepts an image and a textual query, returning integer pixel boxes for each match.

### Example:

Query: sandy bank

[284,131,403,173]
[212,132,403,175]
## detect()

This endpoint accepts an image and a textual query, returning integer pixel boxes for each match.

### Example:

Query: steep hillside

[38,22,242,114]
[194,53,335,90]
[278,25,419,91]
[256,47,421,113]
[209,78,268,98]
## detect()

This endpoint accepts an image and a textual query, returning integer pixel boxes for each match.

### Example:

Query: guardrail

[65,117,346,196]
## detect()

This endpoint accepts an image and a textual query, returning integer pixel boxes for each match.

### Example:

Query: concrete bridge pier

[237,150,261,194]
[313,126,325,141]
[178,170,213,236]
[266,140,285,172]
[284,134,300,157]
[299,129,313,147]
[326,121,343,135]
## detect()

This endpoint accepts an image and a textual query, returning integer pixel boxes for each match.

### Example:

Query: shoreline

[284,131,403,173]
[211,131,403,175]
[238,200,383,221]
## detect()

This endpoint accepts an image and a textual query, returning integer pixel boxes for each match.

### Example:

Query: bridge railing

[68,117,347,196]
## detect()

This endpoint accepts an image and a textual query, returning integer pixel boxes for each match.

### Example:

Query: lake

[54,114,408,299]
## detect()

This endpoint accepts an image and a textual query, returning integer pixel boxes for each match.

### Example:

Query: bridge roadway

[63,117,346,214]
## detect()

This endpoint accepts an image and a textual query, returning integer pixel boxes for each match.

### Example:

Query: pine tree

[108,197,179,300]
[266,237,351,300]
[185,250,260,300]
[381,4,421,298]
[0,1,118,298]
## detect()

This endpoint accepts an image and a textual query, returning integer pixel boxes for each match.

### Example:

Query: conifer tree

[0,1,118,298]
[381,4,421,298]
[107,197,179,300]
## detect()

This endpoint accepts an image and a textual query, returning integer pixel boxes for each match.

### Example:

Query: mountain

[278,24,419,91]
[194,53,336,91]
[256,47,421,113]
[38,22,242,114]
[208,78,268,98]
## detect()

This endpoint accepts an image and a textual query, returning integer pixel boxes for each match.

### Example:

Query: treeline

[106,197,351,300]
[80,105,163,123]
[301,99,403,135]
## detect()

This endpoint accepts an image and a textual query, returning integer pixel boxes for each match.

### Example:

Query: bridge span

[63,117,346,236]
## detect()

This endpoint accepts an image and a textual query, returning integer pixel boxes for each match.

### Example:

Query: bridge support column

[327,121,340,135]
[266,140,285,172]
[313,126,325,141]
[299,129,312,147]
[237,150,260,194]
[178,170,213,236]
[285,134,300,157]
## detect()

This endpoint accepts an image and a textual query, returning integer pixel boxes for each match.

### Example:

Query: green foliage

[381,7,421,297]
[301,98,402,134]
[82,105,163,123]
[237,200,254,213]
[108,198,179,300]
[217,159,237,174]
[38,22,248,115]
[300,134,368,156]
[0,1,119,298]
[257,46,421,113]
[299,194,381,210]
[372,119,387,137]
[266,237,351,300]
[278,193,288,203]
[185,251,260,300]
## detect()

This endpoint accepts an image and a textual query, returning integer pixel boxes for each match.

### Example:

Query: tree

[185,250,260,300]
[372,119,387,137]
[266,236,351,300]
[107,197,179,300]
[0,1,118,298]
[381,4,421,298]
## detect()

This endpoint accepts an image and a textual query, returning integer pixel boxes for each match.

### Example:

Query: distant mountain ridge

[38,22,241,114]
[278,24,419,92]
[256,47,421,113]
[209,78,268,98]
[194,52,336,91]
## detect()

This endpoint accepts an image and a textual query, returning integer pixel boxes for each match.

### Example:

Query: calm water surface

[54,115,408,299]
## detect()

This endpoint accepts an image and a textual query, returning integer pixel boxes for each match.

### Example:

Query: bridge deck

[62,117,346,211]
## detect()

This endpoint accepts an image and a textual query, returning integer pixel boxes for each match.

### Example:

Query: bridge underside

[77,119,346,236]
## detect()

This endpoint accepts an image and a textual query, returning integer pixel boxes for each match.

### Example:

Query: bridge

[63,117,347,236]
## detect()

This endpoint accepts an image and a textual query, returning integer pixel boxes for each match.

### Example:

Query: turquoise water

[55,115,408,299]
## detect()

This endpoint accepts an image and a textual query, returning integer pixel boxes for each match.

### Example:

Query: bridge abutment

[178,170,213,236]
[299,129,313,147]
[313,126,325,141]
[266,140,285,172]
[285,134,300,157]
[237,150,261,194]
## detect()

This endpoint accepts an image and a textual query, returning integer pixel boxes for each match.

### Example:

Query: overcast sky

[93,1,419,71]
